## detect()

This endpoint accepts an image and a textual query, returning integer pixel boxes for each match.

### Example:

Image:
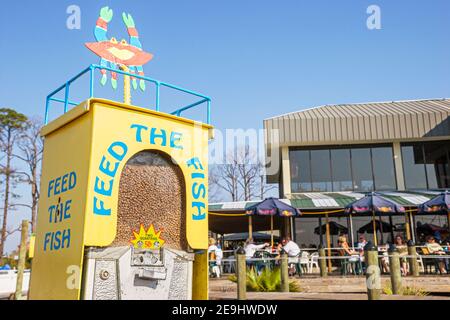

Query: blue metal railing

[45,64,211,125]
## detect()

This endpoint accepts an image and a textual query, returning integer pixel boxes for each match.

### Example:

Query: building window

[351,148,374,192]
[401,141,450,190]
[330,149,353,191]
[289,145,397,193]
[372,147,397,190]
[290,150,312,192]
[311,150,332,192]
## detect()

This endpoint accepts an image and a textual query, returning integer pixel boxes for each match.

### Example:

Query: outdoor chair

[340,255,362,276]
[419,247,440,274]
[223,255,235,274]
[299,251,310,274]
[308,252,319,273]
[252,251,273,273]
[416,255,425,273]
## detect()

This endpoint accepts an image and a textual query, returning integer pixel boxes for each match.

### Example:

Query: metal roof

[209,190,440,212]
[264,98,450,146]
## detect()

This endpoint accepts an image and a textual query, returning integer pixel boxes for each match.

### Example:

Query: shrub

[382,283,429,296]
[228,267,301,292]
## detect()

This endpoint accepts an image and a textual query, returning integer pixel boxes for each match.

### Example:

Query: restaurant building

[263,98,450,244]
[209,98,450,246]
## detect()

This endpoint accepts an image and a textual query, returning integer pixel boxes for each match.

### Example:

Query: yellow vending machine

[29,7,212,300]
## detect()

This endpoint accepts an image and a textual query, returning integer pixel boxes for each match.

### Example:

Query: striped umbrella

[345,192,405,245]
[246,197,300,247]
[417,191,450,234]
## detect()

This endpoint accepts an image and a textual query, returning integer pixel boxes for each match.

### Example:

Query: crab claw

[139,79,146,92]
[100,74,107,86]
[122,12,135,28]
[132,78,138,90]
[111,78,118,90]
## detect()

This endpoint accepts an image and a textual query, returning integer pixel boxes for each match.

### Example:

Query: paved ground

[209,275,450,300]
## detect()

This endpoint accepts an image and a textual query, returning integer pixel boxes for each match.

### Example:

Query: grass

[228,267,302,292]
[382,283,429,296]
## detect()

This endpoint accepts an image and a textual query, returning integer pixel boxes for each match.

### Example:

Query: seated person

[281,237,301,275]
[281,237,301,258]
[378,243,390,273]
[244,238,269,260]
[425,235,448,274]
[357,235,368,251]
[338,235,361,274]
[394,235,409,276]
[338,235,357,257]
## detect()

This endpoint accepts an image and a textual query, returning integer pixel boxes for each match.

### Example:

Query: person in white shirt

[208,238,222,278]
[244,239,269,260]
[357,235,368,251]
[281,237,301,257]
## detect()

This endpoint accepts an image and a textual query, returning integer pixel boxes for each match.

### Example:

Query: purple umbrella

[345,192,405,245]
[246,198,300,246]
[417,191,450,215]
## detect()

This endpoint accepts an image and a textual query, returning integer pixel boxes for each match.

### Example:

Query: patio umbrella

[246,197,300,247]
[358,220,395,234]
[417,191,450,233]
[223,232,280,242]
[314,221,348,236]
[344,192,405,245]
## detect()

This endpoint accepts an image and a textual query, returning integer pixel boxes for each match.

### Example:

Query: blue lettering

[192,172,205,179]
[192,182,206,199]
[150,128,167,146]
[64,200,72,220]
[69,172,77,190]
[192,201,206,220]
[48,180,54,198]
[130,124,148,142]
[61,174,69,193]
[48,205,56,223]
[54,177,61,195]
[44,233,51,251]
[99,156,119,178]
[93,197,111,216]
[187,157,204,170]
[108,141,128,161]
[61,229,71,249]
[170,132,183,149]
[94,177,113,196]
[53,231,61,250]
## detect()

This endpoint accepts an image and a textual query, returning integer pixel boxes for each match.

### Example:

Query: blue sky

[0,0,449,252]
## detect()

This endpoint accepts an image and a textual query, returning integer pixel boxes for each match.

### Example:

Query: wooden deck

[209,275,450,300]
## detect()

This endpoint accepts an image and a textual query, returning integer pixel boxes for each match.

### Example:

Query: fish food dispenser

[29,7,212,300]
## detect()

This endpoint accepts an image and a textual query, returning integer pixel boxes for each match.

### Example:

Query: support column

[392,141,405,191]
[281,146,291,198]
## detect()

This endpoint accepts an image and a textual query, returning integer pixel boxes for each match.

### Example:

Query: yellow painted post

[365,244,381,300]
[236,248,247,300]
[15,220,29,300]
[405,212,411,241]
[119,65,131,105]
[388,248,402,294]
[248,215,253,240]
[408,243,419,277]
[325,214,332,272]
[372,213,378,246]
[270,215,274,248]
[192,251,208,300]
[280,252,289,292]
[319,246,327,277]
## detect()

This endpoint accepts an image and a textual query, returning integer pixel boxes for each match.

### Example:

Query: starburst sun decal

[130,224,165,249]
